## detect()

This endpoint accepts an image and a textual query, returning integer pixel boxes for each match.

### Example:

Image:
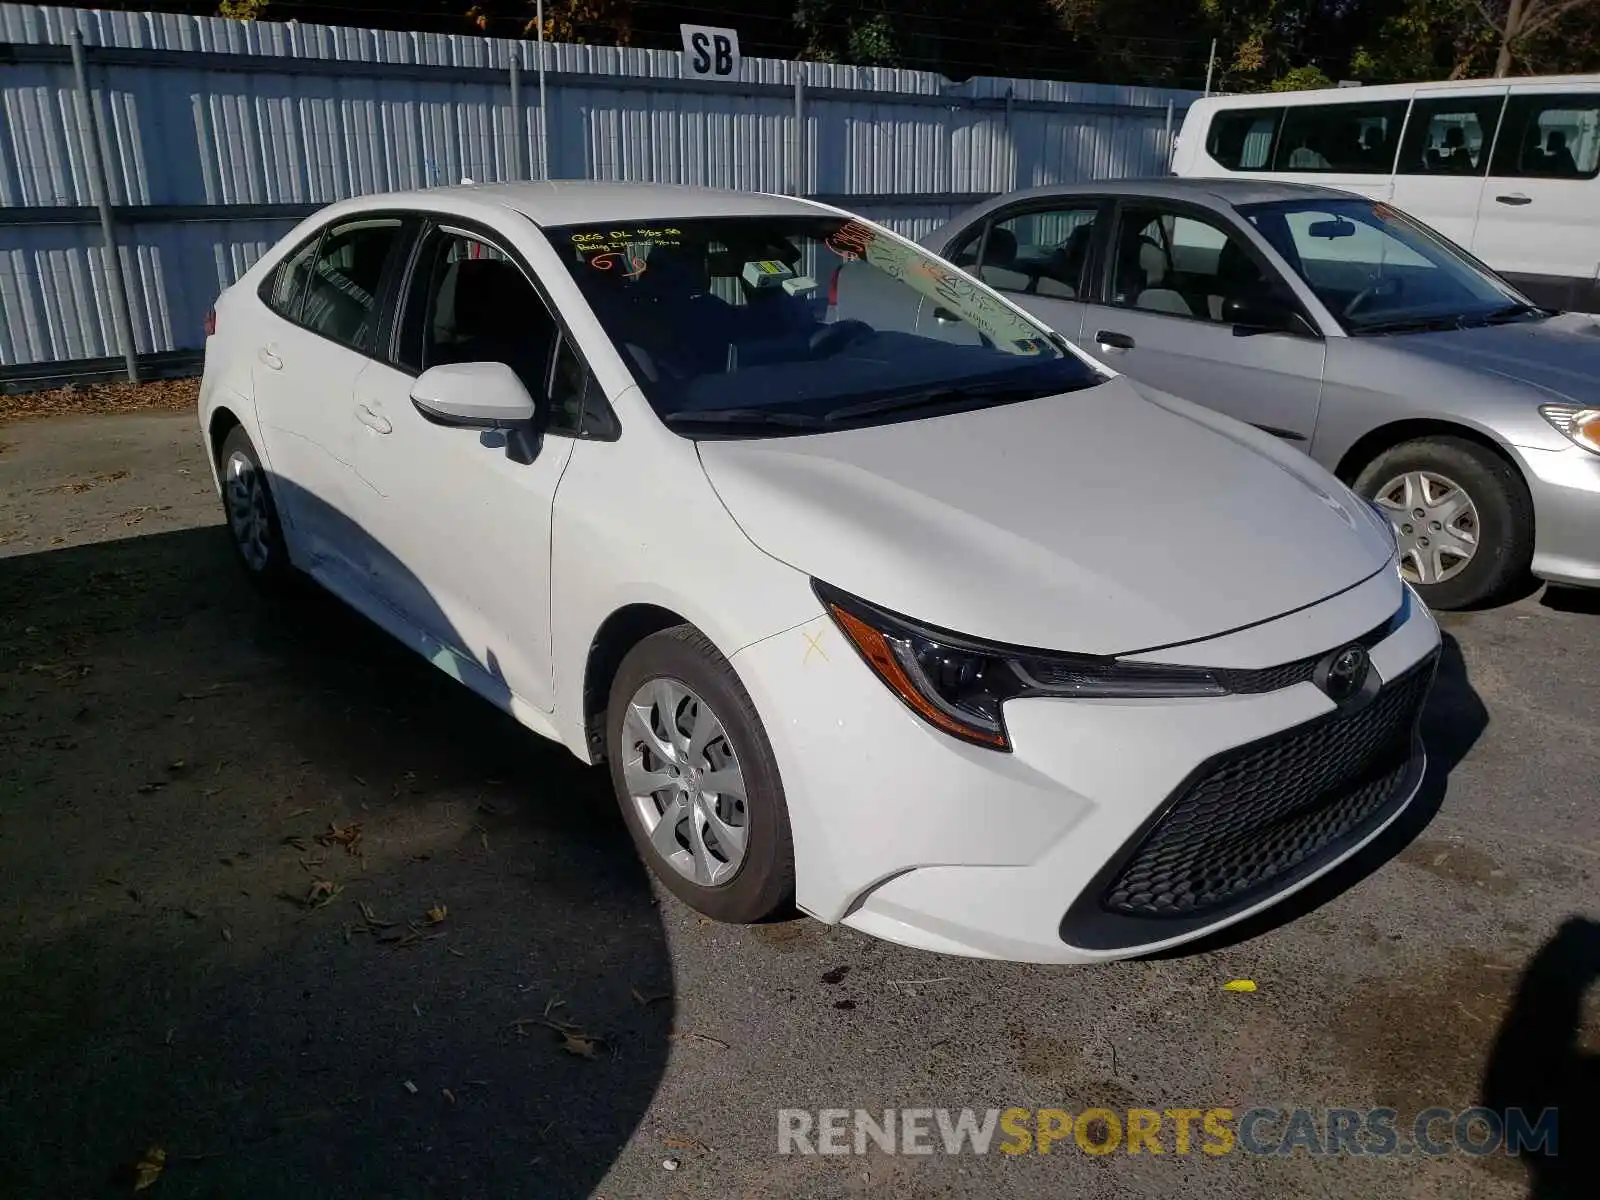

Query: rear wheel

[1354,436,1532,610]
[217,425,292,591]
[605,626,793,923]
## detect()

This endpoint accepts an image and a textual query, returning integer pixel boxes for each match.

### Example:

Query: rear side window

[1272,100,1409,173]
[1397,96,1505,176]
[260,234,322,322]
[1490,92,1600,179]
[1206,108,1283,170]
[951,206,1101,298]
[299,218,405,351]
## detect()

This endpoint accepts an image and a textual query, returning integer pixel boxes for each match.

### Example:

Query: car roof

[319,180,837,228]
[987,177,1355,210]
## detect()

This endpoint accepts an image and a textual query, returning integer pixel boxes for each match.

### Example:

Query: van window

[1206,108,1283,171]
[1490,92,1600,179]
[1272,100,1408,173]
[1397,96,1505,176]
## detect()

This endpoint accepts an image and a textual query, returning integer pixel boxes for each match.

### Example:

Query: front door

[349,224,581,713]
[1077,202,1326,445]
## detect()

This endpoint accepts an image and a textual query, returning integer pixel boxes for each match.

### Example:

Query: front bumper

[1518,442,1600,588]
[731,566,1440,964]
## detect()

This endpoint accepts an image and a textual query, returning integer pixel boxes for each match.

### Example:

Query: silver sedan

[927,179,1600,609]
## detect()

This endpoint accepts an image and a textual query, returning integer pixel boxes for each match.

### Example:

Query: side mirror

[410,361,540,429]
[1222,293,1317,338]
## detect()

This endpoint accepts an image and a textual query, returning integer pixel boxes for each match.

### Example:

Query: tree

[1467,0,1600,75]
[216,0,268,18]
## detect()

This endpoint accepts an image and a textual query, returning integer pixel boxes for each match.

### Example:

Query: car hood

[697,376,1395,655]
[1382,313,1600,405]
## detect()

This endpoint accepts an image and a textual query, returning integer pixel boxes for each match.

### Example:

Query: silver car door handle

[355,403,392,435]
[258,345,283,370]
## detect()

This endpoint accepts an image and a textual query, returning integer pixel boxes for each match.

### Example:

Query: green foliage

[1269,64,1333,91]
[216,0,268,18]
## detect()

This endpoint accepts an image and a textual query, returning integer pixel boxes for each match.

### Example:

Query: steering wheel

[809,319,872,358]
[1343,275,1403,318]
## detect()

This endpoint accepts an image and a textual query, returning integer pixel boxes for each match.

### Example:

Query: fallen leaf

[358,902,395,929]
[135,781,167,795]
[403,1080,418,1095]
[443,1088,457,1105]
[282,835,308,852]
[182,907,203,920]
[128,1145,165,1191]
[425,905,448,925]
[304,879,342,908]
[286,806,312,818]
[561,1031,600,1059]
[317,821,363,855]
[631,987,671,1007]
[663,1133,710,1153]
[1222,979,1257,993]
[221,927,233,942]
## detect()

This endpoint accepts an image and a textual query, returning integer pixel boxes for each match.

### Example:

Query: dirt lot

[2,405,1599,1199]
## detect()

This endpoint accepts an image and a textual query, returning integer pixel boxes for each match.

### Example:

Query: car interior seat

[1131,237,1194,317]
[977,226,1031,292]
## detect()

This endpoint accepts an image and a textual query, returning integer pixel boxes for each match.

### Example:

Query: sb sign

[680,24,741,79]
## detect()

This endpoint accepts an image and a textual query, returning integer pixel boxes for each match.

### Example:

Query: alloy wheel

[621,678,749,887]
[224,450,272,572]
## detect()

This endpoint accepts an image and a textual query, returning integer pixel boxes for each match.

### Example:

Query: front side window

[1108,206,1273,323]
[299,218,404,350]
[546,216,1100,438]
[1397,96,1505,176]
[1206,108,1283,171]
[1490,92,1600,179]
[1272,100,1409,174]
[1242,197,1526,333]
[397,229,606,438]
[951,206,1100,298]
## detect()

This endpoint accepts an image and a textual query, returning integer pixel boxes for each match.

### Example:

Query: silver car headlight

[1540,404,1600,455]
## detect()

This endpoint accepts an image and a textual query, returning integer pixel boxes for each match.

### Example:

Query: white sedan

[199,182,1441,963]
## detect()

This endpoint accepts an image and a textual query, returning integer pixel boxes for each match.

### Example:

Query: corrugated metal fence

[0,3,1197,386]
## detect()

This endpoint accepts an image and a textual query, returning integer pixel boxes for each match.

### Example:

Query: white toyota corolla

[199,182,1440,963]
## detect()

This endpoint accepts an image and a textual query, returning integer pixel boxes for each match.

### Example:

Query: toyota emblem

[1316,645,1371,703]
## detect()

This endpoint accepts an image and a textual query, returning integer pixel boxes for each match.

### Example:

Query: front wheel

[1354,436,1533,610]
[605,626,794,923]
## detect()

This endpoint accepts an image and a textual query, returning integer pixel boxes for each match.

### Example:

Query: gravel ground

[2,410,1598,1200]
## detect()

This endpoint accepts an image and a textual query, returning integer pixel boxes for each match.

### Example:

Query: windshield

[1238,198,1537,334]
[546,215,1101,436]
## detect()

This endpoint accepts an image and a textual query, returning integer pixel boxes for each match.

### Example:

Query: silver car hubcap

[224,450,272,572]
[1373,469,1479,586]
[622,678,748,887]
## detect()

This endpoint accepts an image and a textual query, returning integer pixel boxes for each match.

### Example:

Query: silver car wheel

[1373,469,1480,586]
[223,450,272,572]
[621,678,749,887]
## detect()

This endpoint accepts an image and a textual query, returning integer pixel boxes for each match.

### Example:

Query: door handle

[1095,330,1136,351]
[355,403,392,435]
[1494,193,1533,206]
[257,344,283,370]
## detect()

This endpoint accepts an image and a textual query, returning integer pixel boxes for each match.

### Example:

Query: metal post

[535,0,550,179]
[1004,86,1014,190]
[1164,98,1175,166]
[69,28,139,383]
[792,64,805,196]
[1204,38,1217,98]
[509,53,525,181]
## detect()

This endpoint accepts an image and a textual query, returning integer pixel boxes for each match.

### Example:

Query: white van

[1172,76,1600,312]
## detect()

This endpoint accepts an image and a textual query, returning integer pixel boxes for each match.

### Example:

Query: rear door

[1076,199,1326,445]
[251,215,409,583]
[937,199,1110,342]
[1390,86,1508,252]
[1474,84,1600,312]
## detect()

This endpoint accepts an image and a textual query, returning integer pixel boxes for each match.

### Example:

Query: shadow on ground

[0,526,670,1199]
[1482,917,1600,1200]
[1150,629,1488,958]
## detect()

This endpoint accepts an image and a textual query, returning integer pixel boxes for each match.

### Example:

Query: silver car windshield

[1240,198,1536,334]
[546,215,1101,437]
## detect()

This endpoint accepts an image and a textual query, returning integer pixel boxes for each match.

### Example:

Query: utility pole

[1204,38,1217,97]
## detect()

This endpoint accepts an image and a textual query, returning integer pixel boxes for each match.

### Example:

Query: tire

[1353,435,1533,610]
[605,625,794,923]
[216,425,293,591]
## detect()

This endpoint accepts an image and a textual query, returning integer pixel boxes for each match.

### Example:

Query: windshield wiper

[822,383,1050,424]
[1349,313,1468,335]
[662,407,826,430]
[1477,302,1555,325]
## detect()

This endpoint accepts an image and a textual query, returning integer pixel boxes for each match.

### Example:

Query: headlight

[814,581,1226,751]
[1540,404,1600,455]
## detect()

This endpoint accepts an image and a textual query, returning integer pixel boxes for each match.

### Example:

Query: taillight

[204,308,216,337]
[828,267,841,307]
